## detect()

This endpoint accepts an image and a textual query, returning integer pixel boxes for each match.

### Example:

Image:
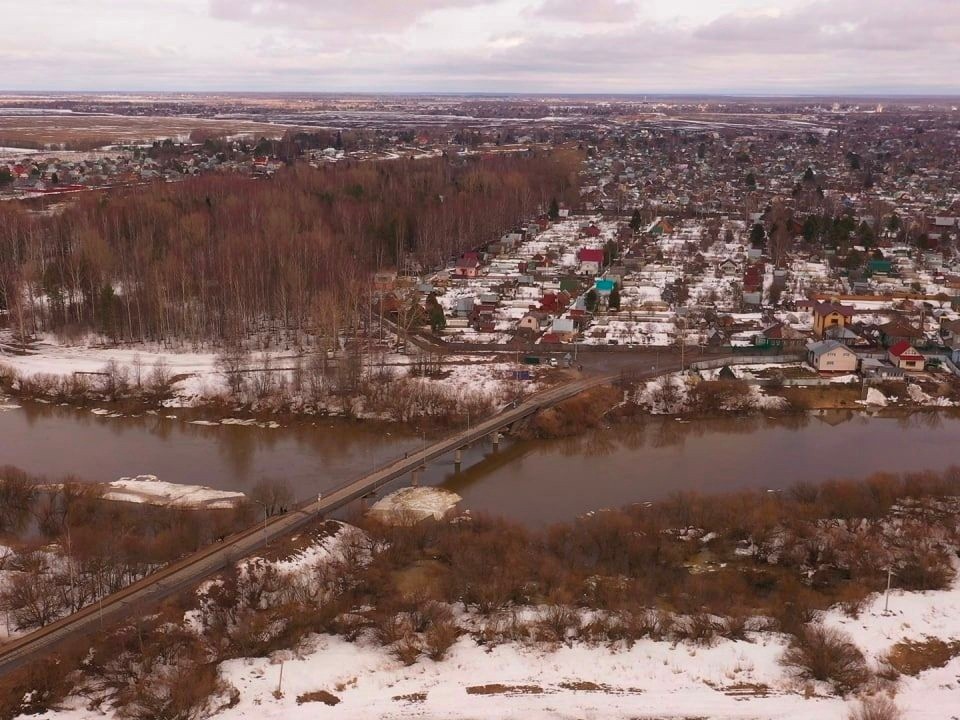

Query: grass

[296,690,341,706]
[883,637,960,676]
[392,692,428,703]
[466,684,545,695]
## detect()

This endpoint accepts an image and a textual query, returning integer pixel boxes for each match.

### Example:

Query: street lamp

[253,500,269,548]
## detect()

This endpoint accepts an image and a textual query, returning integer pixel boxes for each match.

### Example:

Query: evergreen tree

[608,286,621,311]
[584,289,598,313]
[548,197,560,221]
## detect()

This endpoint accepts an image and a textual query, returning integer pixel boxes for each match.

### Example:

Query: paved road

[0,346,785,675]
[0,366,648,675]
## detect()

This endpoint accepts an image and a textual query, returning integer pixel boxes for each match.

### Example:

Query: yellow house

[812,301,854,338]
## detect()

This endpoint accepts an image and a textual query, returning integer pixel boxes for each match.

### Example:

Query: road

[0,365,654,676]
[0,346,788,675]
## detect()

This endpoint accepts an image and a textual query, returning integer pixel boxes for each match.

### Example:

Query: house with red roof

[577,248,605,276]
[454,252,481,278]
[887,341,924,371]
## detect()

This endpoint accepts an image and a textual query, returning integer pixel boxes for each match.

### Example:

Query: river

[1,399,958,526]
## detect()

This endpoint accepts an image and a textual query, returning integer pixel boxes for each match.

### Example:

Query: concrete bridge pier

[411,467,421,486]
[491,431,501,450]
[454,447,463,470]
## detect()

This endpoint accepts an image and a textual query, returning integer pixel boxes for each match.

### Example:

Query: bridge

[0,360,694,675]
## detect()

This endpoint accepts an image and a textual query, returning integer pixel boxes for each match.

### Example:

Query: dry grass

[296,690,341,706]
[847,695,901,720]
[392,692,428,703]
[883,637,960,676]
[465,683,545,695]
[558,681,610,692]
[0,116,298,148]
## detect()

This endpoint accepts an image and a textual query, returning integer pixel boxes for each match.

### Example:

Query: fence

[689,353,806,371]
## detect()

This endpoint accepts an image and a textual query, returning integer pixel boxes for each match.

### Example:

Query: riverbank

[5,388,960,529]
[0,332,561,431]
[8,472,960,720]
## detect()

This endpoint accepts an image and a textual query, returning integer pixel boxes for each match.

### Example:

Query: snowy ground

[0,332,531,413]
[23,535,960,720]
[0,332,227,402]
[176,560,960,720]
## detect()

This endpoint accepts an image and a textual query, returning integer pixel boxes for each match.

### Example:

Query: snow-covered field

[38,570,960,720]
[0,332,531,412]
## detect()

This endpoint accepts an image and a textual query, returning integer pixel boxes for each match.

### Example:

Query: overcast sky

[3,0,960,94]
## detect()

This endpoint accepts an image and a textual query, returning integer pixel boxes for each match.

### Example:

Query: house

[717,258,739,276]
[824,325,871,348]
[577,248,605,276]
[941,318,960,343]
[877,319,924,348]
[758,322,808,349]
[807,340,858,374]
[454,296,475,318]
[888,341,925,371]
[594,278,616,296]
[812,301,854,338]
[373,269,397,293]
[549,317,577,341]
[860,358,904,379]
[539,291,570,314]
[453,253,481,278]
[518,312,549,332]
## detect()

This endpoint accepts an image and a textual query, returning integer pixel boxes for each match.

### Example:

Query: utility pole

[884,567,895,614]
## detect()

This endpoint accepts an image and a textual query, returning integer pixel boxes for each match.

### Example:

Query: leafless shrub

[392,636,422,666]
[423,615,461,661]
[534,605,580,644]
[782,624,870,695]
[675,613,721,646]
[687,379,757,415]
[146,358,174,401]
[248,478,293,517]
[216,345,250,400]
[720,613,750,641]
[847,695,901,720]
[99,359,130,400]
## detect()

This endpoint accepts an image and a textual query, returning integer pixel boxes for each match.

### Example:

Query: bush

[675,613,721,646]
[847,695,901,720]
[423,615,460,661]
[895,551,954,591]
[782,624,870,695]
[534,605,580,644]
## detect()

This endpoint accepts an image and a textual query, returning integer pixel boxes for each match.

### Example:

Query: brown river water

[1,400,958,526]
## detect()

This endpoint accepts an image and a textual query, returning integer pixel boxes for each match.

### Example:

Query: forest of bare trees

[0,150,581,346]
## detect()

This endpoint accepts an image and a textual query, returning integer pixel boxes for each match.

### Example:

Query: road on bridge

[0,360,694,675]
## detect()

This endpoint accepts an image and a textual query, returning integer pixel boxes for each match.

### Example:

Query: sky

[3,0,960,94]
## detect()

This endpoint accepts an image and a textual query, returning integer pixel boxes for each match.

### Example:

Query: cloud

[531,0,638,23]
[1,0,959,92]
[694,0,960,54]
[208,0,490,32]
